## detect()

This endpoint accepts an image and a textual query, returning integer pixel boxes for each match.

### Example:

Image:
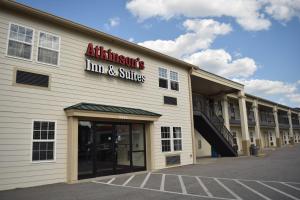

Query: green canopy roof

[64,103,161,117]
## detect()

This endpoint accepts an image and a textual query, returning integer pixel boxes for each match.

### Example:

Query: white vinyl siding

[0,10,193,190]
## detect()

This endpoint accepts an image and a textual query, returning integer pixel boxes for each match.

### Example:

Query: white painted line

[214,178,243,200]
[140,172,151,188]
[151,172,300,185]
[122,175,135,186]
[234,180,271,200]
[160,174,165,191]
[106,177,116,184]
[195,176,213,197]
[257,181,300,200]
[281,182,300,191]
[178,175,187,194]
[96,181,237,200]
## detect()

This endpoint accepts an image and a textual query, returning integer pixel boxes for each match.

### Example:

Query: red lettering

[85,43,145,69]
[85,43,95,57]
[138,61,144,70]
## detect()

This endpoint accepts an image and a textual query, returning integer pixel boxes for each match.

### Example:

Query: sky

[17,0,300,108]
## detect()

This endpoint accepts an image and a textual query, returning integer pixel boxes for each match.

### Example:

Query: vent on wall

[166,155,181,166]
[164,96,177,105]
[16,70,49,88]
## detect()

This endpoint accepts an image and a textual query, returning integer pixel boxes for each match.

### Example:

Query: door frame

[78,120,146,179]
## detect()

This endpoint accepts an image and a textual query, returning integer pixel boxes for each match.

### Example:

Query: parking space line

[152,172,300,185]
[178,175,187,194]
[281,182,300,191]
[106,177,115,184]
[195,176,212,197]
[122,175,135,186]
[214,178,243,200]
[94,181,237,200]
[257,181,300,200]
[160,174,165,191]
[234,180,271,200]
[140,172,151,188]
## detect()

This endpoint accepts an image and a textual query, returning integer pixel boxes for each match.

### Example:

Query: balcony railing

[278,116,290,128]
[259,111,275,127]
[292,118,300,129]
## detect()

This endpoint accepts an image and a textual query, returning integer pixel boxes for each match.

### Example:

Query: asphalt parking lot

[1,144,300,200]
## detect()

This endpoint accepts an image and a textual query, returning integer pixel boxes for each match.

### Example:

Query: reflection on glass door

[94,123,114,176]
[78,121,146,179]
[132,124,146,170]
[78,121,93,178]
[115,125,131,173]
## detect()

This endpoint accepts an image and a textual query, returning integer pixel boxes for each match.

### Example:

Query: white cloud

[128,37,135,42]
[234,79,297,95]
[184,49,257,78]
[126,0,271,31]
[109,17,120,27]
[138,19,232,58]
[297,80,300,85]
[264,0,300,22]
[287,93,300,105]
[233,78,300,107]
[105,17,120,29]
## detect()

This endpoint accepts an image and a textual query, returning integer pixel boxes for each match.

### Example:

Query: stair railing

[193,94,234,147]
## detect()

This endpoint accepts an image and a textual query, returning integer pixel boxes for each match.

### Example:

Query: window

[38,32,60,65]
[161,127,171,152]
[164,96,177,105]
[170,71,179,91]
[161,126,182,152]
[173,127,182,151]
[16,70,49,88]
[7,23,33,59]
[32,121,55,161]
[232,132,238,146]
[198,139,202,149]
[250,132,254,143]
[159,68,168,89]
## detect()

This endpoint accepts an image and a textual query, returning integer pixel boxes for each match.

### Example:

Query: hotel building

[0,0,299,191]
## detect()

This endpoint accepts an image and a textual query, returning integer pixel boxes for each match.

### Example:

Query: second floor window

[7,23,33,60]
[38,32,60,65]
[170,71,179,91]
[159,68,168,89]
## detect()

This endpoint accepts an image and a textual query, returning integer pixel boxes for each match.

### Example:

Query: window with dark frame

[159,67,168,89]
[16,70,49,88]
[32,121,55,161]
[7,23,33,59]
[161,127,171,152]
[164,96,177,105]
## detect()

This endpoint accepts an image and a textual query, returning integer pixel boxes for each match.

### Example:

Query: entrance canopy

[191,69,243,96]
[65,103,161,121]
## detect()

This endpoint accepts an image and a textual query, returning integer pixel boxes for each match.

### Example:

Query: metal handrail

[192,94,234,148]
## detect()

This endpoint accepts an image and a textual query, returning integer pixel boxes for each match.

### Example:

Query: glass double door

[78,121,146,179]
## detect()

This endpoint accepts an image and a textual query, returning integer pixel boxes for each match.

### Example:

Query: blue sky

[17,0,300,107]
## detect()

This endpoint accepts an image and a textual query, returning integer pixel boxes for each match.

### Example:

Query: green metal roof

[64,103,161,117]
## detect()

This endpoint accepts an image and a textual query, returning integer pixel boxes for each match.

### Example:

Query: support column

[67,116,78,183]
[253,100,262,150]
[273,106,281,147]
[238,91,250,156]
[222,95,230,130]
[288,110,294,145]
